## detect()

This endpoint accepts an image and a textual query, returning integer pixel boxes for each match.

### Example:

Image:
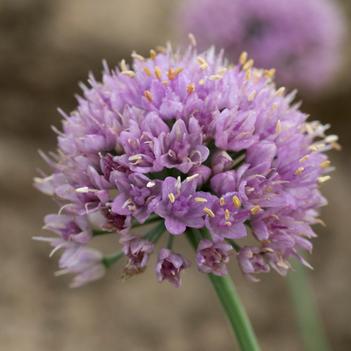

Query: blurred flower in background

[179,0,346,94]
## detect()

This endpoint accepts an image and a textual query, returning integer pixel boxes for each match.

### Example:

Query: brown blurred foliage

[0,1,350,350]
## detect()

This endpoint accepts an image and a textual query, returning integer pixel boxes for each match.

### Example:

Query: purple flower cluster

[179,0,345,93]
[35,43,336,287]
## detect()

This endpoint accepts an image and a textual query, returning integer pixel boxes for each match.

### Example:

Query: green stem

[102,251,124,268]
[187,229,261,351]
[288,262,331,351]
[226,239,241,252]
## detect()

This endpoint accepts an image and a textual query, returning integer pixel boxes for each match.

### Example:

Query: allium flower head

[35,41,337,287]
[179,0,346,92]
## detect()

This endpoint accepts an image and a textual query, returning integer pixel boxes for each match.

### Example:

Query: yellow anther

[224,209,231,221]
[232,195,241,209]
[239,51,248,65]
[149,49,157,59]
[128,154,142,162]
[250,205,261,215]
[168,193,176,203]
[197,56,208,70]
[272,102,278,111]
[294,167,305,175]
[188,33,197,46]
[245,69,251,80]
[299,155,309,163]
[219,197,226,206]
[243,59,254,71]
[320,160,331,168]
[225,221,232,226]
[331,142,342,151]
[154,66,162,80]
[318,175,331,184]
[119,59,128,72]
[187,83,196,94]
[143,67,152,77]
[121,70,136,78]
[175,67,183,75]
[217,67,228,76]
[167,67,183,80]
[248,91,256,102]
[264,68,276,79]
[199,79,206,85]
[203,207,215,218]
[194,197,208,203]
[209,74,222,81]
[156,46,166,53]
[167,68,176,80]
[275,120,282,134]
[131,51,145,61]
[144,90,153,102]
[275,87,286,97]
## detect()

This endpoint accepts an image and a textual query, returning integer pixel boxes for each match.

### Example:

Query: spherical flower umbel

[35,41,337,287]
[179,0,346,93]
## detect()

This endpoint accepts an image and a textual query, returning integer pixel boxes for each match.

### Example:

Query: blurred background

[0,0,350,350]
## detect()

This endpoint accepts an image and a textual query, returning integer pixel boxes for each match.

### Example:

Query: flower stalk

[288,262,331,351]
[187,229,261,351]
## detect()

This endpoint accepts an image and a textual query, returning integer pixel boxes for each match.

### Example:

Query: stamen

[168,193,176,203]
[272,103,278,111]
[187,83,196,94]
[245,69,251,80]
[203,207,215,218]
[320,160,331,168]
[156,46,166,53]
[144,90,153,102]
[199,79,206,85]
[225,221,232,226]
[149,49,157,59]
[275,120,282,134]
[75,187,97,193]
[248,91,256,102]
[325,135,338,143]
[146,181,156,188]
[175,177,182,192]
[318,175,331,183]
[275,87,286,97]
[122,198,133,209]
[128,154,142,162]
[194,197,207,203]
[143,67,152,77]
[197,56,208,70]
[185,174,199,182]
[250,205,262,215]
[131,51,144,61]
[294,167,304,175]
[243,59,254,71]
[232,195,241,208]
[219,197,226,206]
[188,33,197,46]
[239,51,248,65]
[154,66,162,80]
[277,259,290,270]
[209,74,222,81]
[119,59,128,72]
[121,70,136,78]
[299,155,309,162]
[264,68,276,79]
[224,209,230,221]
